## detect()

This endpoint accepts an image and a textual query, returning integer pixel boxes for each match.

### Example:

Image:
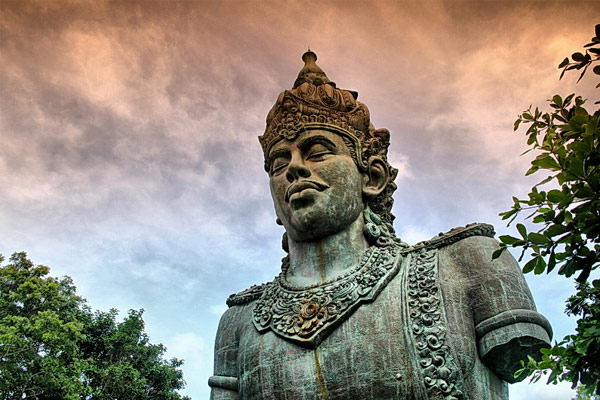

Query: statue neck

[285,214,368,287]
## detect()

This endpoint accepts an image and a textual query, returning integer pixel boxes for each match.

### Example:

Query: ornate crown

[259,51,392,172]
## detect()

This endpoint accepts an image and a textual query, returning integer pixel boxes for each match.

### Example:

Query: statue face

[267,129,365,242]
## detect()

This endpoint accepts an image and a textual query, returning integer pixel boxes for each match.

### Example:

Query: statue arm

[456,235,552,383]
[209,307,240,400]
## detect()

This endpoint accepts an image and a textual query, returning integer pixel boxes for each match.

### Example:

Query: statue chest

[235,247,473,400]
[238,274,419,399]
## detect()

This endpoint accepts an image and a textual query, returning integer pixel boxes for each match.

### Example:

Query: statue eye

[306,144,333,160]
[270,157,289,175]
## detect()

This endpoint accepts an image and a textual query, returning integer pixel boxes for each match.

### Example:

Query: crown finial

[293,50,332,89]
[302,49,317,63]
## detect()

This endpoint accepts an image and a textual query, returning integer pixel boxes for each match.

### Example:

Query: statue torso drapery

[211,224,552,400]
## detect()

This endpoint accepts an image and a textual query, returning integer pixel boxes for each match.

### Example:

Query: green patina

[313,349,329,400]
[209,51,552,400]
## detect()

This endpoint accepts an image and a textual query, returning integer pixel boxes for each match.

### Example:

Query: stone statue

[209,51,552,400]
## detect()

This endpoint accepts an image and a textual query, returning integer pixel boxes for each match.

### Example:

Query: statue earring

[363,205,382,243]
[363,205,396,247]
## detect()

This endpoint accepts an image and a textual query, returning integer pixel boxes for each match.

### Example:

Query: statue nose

[286,160,311,182]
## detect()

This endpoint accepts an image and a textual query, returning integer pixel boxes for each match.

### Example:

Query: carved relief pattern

[253,245,400,347]
[226,283,268,307]
[408,248,465,400]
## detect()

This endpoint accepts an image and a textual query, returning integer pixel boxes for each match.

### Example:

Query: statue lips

[285,180,330,203]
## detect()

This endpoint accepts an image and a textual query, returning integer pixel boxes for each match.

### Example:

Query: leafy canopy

[495,25,600,396]
[0,252,191,400]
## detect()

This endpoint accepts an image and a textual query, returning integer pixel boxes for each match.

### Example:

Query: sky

[0,1,598,399]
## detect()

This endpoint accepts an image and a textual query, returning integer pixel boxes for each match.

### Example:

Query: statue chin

[275,182,365,244]
[280,203,363,243]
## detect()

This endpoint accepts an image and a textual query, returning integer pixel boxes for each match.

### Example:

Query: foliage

[573,385,600,400]
[0,252,190,400]
[558,24,600,86]
[495,25,600,395]
[80,308,189,400]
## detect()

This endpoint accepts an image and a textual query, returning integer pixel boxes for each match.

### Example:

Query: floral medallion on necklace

[252,244,401,348]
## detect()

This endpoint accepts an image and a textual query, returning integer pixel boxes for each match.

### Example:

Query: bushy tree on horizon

[0,251,191,400]
[495,24,600,396]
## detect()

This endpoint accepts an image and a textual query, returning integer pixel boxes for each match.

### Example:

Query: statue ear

[362,157,389,198]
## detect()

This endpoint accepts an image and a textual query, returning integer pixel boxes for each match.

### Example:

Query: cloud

[510,380,575,400]
[1,1,598,399]
[398,225,434,245]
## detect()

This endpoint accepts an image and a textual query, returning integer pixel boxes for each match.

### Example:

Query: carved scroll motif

[407,248,466,400]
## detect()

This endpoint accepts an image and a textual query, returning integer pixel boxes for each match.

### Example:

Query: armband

[208,375,239,391]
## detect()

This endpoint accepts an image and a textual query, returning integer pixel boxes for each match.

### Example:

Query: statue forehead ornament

[259,50,392,172]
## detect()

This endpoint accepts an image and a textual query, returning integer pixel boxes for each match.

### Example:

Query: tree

[0,252,191,399]
[574,386,600,400]
[495,25,600,396]
[80,308,189,400]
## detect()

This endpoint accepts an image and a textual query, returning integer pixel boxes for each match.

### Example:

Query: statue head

[259,51,400,247]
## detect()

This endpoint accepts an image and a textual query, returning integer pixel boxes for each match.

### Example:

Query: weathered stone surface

[209,52,552,400]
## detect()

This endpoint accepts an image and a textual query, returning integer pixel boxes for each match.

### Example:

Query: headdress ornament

[259,50,392,172]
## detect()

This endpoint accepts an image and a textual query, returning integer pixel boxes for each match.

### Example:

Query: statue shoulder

[226,282,271,307]
[411,222,496,252]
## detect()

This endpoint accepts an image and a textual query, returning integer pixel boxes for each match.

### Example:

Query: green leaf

[492,248,505,260]
[576,64,589,82]
[533,154,561,170]
[564,93,575,106]
[585,116,598,138]
[547,252,556,273]
[534,256,547,274]
[572,52,586,61]
[574,186,596,199]
[514,118,522,131]
[517,223,528,239]
[499,208,518,221]
[560,67,567,80]
[594,65,600,75]
[547,189,566,203]
[523,257,537,274]
[528,232,550,244]
[545,224,568,237]
[566,157,585,178]
[552,94,563,106]
[525,165,539,176]
[534,175,554,187]
[558,59,569,70]
[527,133,538,146]
[514,367,525,379]
[499,235,521,245]
[569,114,589,132]
[569,140,590,154]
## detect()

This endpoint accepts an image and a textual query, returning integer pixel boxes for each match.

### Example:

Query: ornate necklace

[252,244,401,348]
